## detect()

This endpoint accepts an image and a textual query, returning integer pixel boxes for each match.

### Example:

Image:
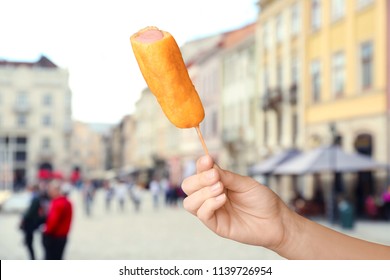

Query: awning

[120,165,138,176]
[249,148,301,175]
[273,145,387,175]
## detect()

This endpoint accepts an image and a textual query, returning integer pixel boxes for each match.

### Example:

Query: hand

[182,155,290,250]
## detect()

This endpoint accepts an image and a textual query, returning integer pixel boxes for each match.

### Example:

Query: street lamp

[328,122,343,224]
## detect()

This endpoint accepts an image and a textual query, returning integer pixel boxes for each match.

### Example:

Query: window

[277,112,282,145]
[332,52,345,97]
[42,137,51,149]
[15,151,27,161]
[291,56,299,85]
[311,60,321,102]
[263,22,270,50]
[42,115,52,126]
[360,41,373,90]
[357,0,373,9]
[17,114,27,127]
[311,0,321,30]
[277,62,283,88]
[332,0,345,21]
[276,14,284,43]
[292,113,298,146]
[16,91,28,106]
[43,93,52,106]
[16,137,27,146]
[263,68,269,94]
[224,56,235,86]
[291,3,300,36]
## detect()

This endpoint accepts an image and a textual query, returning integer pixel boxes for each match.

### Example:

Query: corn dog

[130,26,205,129]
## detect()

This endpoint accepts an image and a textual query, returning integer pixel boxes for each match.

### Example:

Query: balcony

[13,102,31,113]
[261,87,282,111]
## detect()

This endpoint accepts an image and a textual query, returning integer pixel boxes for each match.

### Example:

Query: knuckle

[182,197,193,211]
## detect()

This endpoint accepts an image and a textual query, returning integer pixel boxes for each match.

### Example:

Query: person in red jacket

[42,180,73,260]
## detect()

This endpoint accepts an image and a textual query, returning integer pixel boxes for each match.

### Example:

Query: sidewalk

[0,190,30,213]
[0,190,12,209]
[1,189,389,260]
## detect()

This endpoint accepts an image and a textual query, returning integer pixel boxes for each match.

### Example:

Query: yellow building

[303,0,388,215]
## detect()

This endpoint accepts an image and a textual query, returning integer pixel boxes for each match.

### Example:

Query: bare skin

[182,155,390,260]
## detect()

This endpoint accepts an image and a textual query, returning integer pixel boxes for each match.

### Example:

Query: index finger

[182,167,220,196]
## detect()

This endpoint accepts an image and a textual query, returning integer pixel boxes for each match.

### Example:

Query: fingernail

[201,155,211,165]
[210,182,221,192]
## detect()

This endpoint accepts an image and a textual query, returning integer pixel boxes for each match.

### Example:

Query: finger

[196,155,214,174]
[182,167,220,196]
[217,167,261,193]
[183,182,224,215]
[196,193,227,226]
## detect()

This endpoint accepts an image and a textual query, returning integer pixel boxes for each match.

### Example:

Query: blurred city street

[1,189,389,260]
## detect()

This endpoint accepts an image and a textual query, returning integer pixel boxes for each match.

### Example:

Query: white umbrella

[273,145,387,175]
[249,149,301,175]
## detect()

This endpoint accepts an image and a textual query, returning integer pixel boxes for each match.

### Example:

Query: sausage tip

[134,27,164,43]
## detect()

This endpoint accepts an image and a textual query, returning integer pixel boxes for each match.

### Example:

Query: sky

[0,0,258,124]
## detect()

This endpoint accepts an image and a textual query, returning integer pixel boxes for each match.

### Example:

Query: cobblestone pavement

[1,190,389,260]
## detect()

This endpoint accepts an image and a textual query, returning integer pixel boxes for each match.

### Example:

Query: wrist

[270,205,307,259]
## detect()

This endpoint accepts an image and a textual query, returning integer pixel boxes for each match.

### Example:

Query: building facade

[256,0,305,201]
[303,0,388,213]
[131,88,179,184]
[0,56,72,189]
[220,23,258,175]
[180,35,223,163]
[70,121,107,180]
[257,0,305,155]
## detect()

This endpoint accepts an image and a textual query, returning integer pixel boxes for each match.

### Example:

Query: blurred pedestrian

[61,179,73,197]
[160,177,170,206]
[19,184,46,260]
[42,180,73,260]
[81,179,95,216]
[115,179,127,212]
[365,195,379,219]
[128,180,141,212]
[149,176,161,210]
[382,185,390,220]
[70,167,82,189]
[103,180,114,212]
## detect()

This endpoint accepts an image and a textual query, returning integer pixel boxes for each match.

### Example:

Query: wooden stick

[195,126,209,155]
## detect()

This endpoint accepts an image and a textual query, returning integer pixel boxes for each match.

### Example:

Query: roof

[221,22,256,49]
[182,21,257,68]
[0,55,58,68]
[181,33,223,66]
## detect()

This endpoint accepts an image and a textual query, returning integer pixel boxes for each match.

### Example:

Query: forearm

[274,209,390,260]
